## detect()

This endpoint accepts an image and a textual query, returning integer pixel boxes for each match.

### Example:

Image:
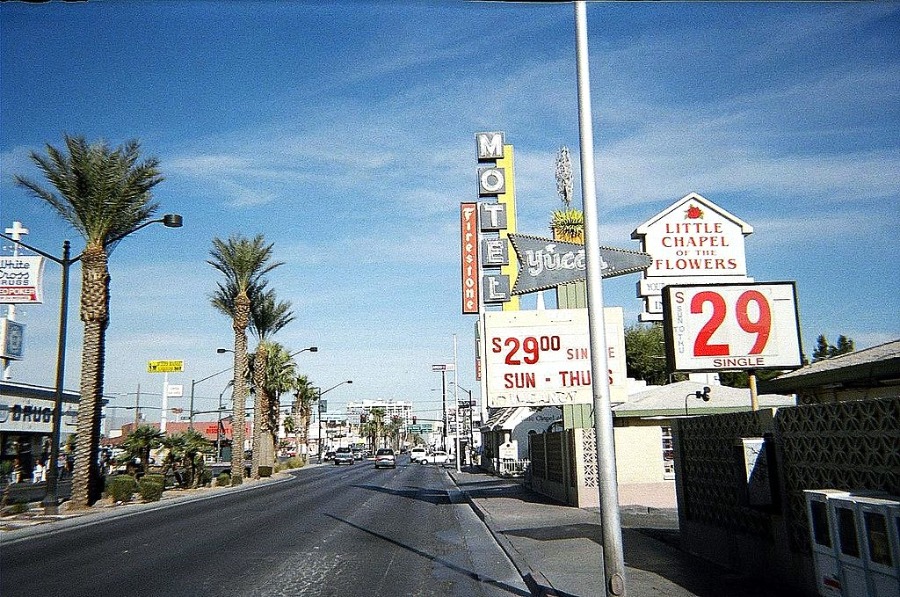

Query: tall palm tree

[248,291,294,477]
[208,234,282,485]
[291,375,317,459]
[248,341,296,475]
[15,135,165,508]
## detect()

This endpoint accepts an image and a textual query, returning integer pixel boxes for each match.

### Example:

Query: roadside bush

[107,475,137,503]
[258,465,273,478]
[200,469,212,487]
[216,472,230,486]
[143,473,166,488]
[138,478,164,502]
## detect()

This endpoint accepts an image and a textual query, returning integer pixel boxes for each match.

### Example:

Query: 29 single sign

[662,282,803,372]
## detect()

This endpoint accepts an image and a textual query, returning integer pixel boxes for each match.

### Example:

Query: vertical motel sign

[461,131,518,314]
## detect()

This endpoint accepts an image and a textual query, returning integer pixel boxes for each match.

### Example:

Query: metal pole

[441,370,447,451]
[454,335,461,472]
[42,241,70,515]
[134,384,141,427]
[189,379,196,429]
[574,2,627,595]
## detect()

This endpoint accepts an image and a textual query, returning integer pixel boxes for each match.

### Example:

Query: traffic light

[695,386,711,402]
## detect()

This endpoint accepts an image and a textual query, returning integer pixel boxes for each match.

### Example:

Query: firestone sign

[632,193,754,321]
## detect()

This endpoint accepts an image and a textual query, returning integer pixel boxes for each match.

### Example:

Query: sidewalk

[449,467,794,597]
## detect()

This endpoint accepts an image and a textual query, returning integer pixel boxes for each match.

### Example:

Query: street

[1,457,528,597]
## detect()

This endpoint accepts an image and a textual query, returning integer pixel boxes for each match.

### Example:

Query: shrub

[258,465,273,478]
[143,473,166,488]
[107,475,137,503]
[138,479,164,502]
[216,472,230,487]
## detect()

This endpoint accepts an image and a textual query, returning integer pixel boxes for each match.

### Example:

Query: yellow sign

[147,360,184,373]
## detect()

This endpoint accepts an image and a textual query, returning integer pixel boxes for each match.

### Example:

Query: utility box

[805,490,900,597]
[805,490,850,596]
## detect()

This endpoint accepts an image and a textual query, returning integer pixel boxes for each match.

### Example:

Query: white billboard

[662,282,803,372]
[483,308,626,408]
[0,256,45,304]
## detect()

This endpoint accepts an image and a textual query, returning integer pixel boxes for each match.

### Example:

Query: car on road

[374,448,396,469]
[417,450,450,466]
[333,447,354,465]
[409,447,426,463]
[323,450,336,462]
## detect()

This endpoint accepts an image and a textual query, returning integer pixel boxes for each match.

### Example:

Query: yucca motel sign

[461,132,650,408]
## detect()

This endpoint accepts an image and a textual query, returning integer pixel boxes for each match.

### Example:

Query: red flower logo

[685,205,703,219]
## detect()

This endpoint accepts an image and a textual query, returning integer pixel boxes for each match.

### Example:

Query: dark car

[374,448,396,469]
[333,447,354,465]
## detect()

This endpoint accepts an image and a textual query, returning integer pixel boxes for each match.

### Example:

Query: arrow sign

[509,233,651,295]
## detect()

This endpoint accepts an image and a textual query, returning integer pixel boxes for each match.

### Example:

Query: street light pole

[0,214,181,514]
[314,380,352,461]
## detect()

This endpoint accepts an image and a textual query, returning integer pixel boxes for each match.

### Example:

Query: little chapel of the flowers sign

[632,192,755,321]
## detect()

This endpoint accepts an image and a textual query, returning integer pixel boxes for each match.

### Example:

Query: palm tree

[209,234,282,485]
[248,341,296,474]
[15,135,165,508]
[291,375,318,459]
[122,425,164,476]
[247,292,294,477]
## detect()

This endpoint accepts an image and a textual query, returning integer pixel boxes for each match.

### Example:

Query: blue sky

[2,1,898,425]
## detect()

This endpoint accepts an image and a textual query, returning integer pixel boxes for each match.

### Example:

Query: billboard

[0,256,45,304]
[483,308,626,408]
[662,282,803,372]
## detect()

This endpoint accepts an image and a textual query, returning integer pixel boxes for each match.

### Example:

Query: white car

[409,447,427,463]
[418,450,449,466]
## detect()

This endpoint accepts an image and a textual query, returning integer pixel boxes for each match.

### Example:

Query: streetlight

[0,214,182,515]
[188,348,234,429]
[315,380,352,461]
[451,382,476,465]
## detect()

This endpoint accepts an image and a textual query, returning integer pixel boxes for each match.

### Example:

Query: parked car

[418,450,449,466]
[323,450,336,462]
[374,448,396,469]
[333,447,354,465]
[409,447,426,463]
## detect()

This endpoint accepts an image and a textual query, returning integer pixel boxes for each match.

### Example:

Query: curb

[449,471,559,597]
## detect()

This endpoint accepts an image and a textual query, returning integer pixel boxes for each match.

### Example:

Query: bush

[258,465,273,478]
[138,479,164,502]
[143,473,166,488]
[107,475,137,503]
[216,472,230,487]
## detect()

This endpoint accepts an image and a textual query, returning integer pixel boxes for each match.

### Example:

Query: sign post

[148,360,184,432]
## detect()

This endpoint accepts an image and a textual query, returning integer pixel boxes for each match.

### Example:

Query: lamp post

[188,348,235,429]
[452,382,476,465]
[315,380,352,461]
[0,214,182,515]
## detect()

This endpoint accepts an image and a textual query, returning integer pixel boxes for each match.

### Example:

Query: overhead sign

[0,256,45,304]
[483,308,627,408]
[508,234,651,295]
[147,360,184,373]
[662,282,803,372]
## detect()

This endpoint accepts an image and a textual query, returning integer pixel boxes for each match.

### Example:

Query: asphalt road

[1,457,529,597]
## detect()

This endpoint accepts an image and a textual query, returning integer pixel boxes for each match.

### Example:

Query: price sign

[483,308,626,408]
[663,282,802,372]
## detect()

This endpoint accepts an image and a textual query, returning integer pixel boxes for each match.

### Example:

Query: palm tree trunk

[251,342,267,478]
[230,294,251,485]
[70,248,109,509]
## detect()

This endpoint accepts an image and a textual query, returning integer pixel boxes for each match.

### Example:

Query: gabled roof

[612,380,794,418]
[632,192,754,238]
[759,340,900,393]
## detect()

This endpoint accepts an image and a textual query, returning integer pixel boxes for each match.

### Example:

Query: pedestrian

[32,461,45,483]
